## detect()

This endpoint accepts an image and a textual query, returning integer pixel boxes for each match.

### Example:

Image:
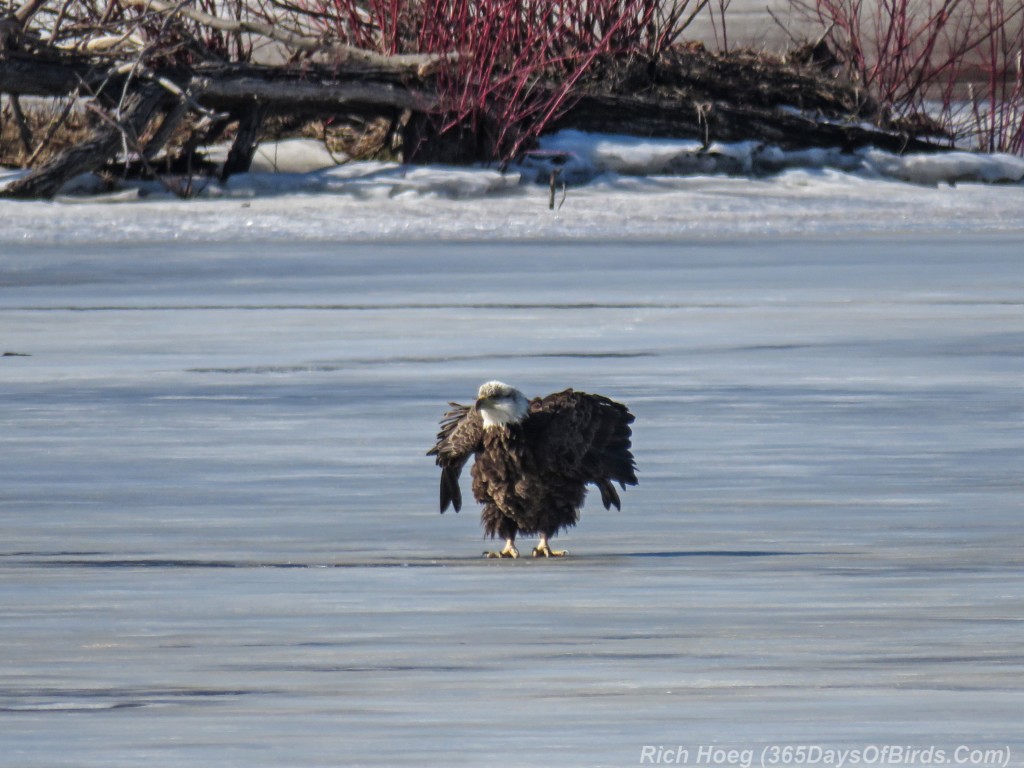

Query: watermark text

[638,744,1012,768]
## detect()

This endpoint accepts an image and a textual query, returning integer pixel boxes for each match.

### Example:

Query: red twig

[802,0,1024,154]
[298,0,715,162]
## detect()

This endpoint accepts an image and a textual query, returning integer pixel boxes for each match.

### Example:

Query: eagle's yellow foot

[484,539,519,559]
[532,537,568,558]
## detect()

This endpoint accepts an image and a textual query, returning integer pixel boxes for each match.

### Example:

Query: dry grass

[0,99,403,173]
[1,97,95,168]
[263,114,402,161]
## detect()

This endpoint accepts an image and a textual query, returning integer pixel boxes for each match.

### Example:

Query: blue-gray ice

[1,236,1022,767]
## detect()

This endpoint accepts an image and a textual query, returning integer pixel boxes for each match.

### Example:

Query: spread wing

[526,389,637,510]
[426,402,483,513]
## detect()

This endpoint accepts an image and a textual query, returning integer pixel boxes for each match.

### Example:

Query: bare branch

[13,0,49,25]
[8,94,35,155]
[118,0,453,76]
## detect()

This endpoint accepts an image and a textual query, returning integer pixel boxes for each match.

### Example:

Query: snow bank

[3,133,1024,244]
[527,130,1024,185]
[861,148,1024,185]
[4,132,1024,205]
[215,161,512,199]
[250,138,344,173]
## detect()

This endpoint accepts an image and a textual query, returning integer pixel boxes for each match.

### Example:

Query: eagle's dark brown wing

[526,389,637,510]
[427,402,484,513]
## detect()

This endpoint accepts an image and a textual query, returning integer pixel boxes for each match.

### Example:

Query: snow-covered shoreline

[3,132,1024,246]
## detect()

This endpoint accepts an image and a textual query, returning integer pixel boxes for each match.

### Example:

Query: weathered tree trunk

[221,102,268,180]
[0,57,438,112]
[142,98,189,161]
[188,68,437,113]
[556,93,944,155]
[2,84,167,199]
[8,94,34,155]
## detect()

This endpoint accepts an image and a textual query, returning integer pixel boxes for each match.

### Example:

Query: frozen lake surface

[2,215,1023,763]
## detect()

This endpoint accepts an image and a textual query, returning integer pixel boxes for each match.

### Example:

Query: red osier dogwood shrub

[304,0,707,160]
[796,0,1024,154]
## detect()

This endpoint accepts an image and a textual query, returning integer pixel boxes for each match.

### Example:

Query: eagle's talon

[532,548,568,557]
[484,540,519,559]
[532,538,568,558]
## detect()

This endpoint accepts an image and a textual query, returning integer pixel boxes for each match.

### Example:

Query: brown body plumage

[428,382,637,557]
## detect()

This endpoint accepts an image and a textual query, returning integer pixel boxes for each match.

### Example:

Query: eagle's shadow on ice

[427,549,827,565]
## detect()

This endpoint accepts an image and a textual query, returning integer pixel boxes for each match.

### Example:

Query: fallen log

[556,92,946,155]
[0,55,438,198]
[552,47,946,155]
[0,55,437,111]
[0,52,98,97]
[189,66,436,113]
[2,83,167,199]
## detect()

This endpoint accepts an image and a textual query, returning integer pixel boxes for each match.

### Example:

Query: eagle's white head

[475,380,530,429]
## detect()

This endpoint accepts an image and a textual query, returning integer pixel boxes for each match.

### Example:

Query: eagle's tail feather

[597,478,622,511]
[439,467,463,513]
[605,451,638,488]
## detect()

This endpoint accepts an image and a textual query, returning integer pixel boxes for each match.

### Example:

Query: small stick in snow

[548,168,559,210]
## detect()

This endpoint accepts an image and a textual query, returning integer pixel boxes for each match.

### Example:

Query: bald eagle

[428,381,637,558]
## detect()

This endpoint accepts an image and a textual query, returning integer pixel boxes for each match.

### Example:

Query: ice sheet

[1,235,1022,767]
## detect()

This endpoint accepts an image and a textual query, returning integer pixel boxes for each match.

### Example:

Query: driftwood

[0,0,454,196]
[557,93,941,155]
[0,52,440,195]
[551,46,939,154]
[190,66,436,113]
[3,82,167,198]
[220,101,265,180]
[0,52,437,111]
